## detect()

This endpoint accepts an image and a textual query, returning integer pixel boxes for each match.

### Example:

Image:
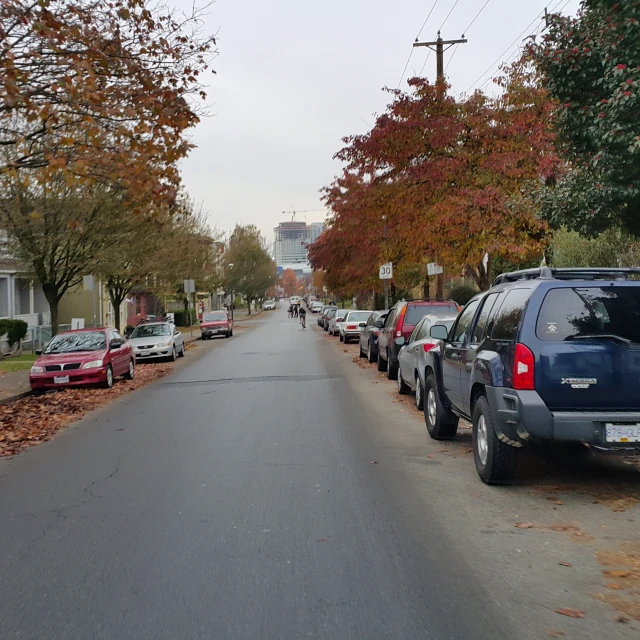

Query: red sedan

[29,328,135,391]
[200,311,233,339]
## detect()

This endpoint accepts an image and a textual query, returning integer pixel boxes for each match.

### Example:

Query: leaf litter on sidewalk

[0,363,172,457]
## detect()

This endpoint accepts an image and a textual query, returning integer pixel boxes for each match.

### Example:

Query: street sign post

[379,263,393,309]
[427,262,444,276]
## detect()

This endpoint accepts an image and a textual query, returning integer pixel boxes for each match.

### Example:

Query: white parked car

[310,301,324,313]
[129,322,185,362]
[339,310,373,344]
[263,299,276,310]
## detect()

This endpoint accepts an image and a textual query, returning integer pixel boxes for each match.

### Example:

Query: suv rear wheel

[472,396,517,485]
[424,373,458,440]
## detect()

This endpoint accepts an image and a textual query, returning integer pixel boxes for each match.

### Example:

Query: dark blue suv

[424,267,640,485]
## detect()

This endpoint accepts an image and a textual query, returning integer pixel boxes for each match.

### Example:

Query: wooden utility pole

[413,31,467,298]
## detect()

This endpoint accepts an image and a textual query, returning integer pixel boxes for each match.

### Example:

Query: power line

[476,0,570,93]
[417,0,440,40]
[465,0,565,94]
[439,0,461,31]
[445,0,493,73]
[397,47,415,88]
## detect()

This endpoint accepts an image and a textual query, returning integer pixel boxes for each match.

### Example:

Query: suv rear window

[405,304,458,325]
[491,289,530,341]
[536,286,640,343]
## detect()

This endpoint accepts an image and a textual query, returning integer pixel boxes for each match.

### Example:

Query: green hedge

[173,310,195,327]
[0,319,28,346]
[449,284,478,307]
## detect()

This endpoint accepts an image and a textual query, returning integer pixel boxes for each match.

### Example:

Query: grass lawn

[0,353,38,373]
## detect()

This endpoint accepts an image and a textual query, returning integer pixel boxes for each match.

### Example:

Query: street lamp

[227,263,235,322]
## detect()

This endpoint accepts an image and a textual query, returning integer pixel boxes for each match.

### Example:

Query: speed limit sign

[379,263,393,280]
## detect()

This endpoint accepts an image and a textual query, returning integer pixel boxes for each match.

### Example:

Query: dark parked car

[30,328,134,391]
[358,311,388,363]
[377,299,460,380]
[318,305,337,327]
[323,308,339,331]
[424,267,640,485]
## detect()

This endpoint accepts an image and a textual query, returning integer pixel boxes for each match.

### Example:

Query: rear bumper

[485,386,640,450]
[201,329,229,338]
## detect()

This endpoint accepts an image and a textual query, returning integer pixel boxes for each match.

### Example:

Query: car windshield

[203,312,227,322]
[130,324,171,338]
[536,286,640,343]
[44,331,107,354]
[346,311,372,322]
[405,304,458,325]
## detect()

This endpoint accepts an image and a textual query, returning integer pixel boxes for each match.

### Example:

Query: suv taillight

[396,305,407,337]
[513,343,535,390]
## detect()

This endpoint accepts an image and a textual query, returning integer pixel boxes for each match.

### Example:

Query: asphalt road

[0,310,516,639]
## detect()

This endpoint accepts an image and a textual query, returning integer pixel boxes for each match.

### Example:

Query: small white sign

[83,275,95,291]
[71,318,85,330]
[427,262,444,276]
[184,279,195,294]
[379,263,393,280]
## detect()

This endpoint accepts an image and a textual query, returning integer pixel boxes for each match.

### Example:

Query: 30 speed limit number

[379,263,393,280]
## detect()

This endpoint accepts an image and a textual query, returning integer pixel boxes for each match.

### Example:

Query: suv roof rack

[492,266,640,287]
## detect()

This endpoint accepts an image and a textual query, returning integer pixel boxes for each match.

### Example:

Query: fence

[18,324,72,354]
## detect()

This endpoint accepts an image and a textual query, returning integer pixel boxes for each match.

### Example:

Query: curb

[0,390,32,406]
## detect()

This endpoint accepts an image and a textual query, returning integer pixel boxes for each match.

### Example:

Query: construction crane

[281,208,324,222]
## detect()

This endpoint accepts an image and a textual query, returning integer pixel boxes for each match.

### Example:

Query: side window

[418,318,431,340]
[470,293,500,345]
[451,299,481,345]
[385,308,397,328]
[491,289,531,341]
[409,320,423,343]
[113,330,123,342]
[366,314,376,327]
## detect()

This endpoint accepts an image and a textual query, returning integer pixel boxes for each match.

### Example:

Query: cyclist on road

[299,305,306,328]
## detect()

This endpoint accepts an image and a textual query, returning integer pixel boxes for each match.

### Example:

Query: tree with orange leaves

[311,59,558,293]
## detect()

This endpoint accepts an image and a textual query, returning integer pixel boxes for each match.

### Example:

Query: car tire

[472,395,517,485]
[368,343,376,364]
[415,376,424,411]
[397,369,410,394]
[386,349,398,380]
[377,350,387,372]
[169,346,177,362]
[178,344,185,357]
[104,365,114,389]
[359,342,366,358]
[339,333,344,342]
[124,359,135,380]
[424,373,458,440]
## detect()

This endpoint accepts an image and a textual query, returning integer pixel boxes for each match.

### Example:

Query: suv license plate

[605,424,640,443]
[54,376,70,384]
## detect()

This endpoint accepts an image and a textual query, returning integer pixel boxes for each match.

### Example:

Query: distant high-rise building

[308,222,325,244]
[273,221,309,266]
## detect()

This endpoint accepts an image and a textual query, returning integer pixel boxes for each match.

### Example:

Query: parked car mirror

[374,319,384,329]
[430,324,449,340]
[395,336,406,347]
[109,339,122,350]
[174,329,180,335]
[359,322,366,328]
[35,349,43,356]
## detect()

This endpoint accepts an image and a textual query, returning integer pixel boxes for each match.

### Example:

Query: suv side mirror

[395,336,406,347]
[374,319,384,329]
[430,325,449,340]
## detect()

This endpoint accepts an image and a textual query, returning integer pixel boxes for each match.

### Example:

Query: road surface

[0,310,515,639]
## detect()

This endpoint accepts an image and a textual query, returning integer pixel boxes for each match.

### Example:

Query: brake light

[423,343,436,353]
[396,305,407,337]
[347,325,357,330]
[513,343,535,390]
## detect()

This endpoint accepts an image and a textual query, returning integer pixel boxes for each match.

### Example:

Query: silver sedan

[129,322,186,362]
[396,315,457,410]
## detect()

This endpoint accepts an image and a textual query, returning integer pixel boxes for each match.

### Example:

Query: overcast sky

[177,0,582,243]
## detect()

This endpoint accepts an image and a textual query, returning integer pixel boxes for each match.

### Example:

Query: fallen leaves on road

[513,522,594,542]
[544,631,565,638]
[592,542,640,620]
[0,363,172,457]
[558,561,573,567]
[554,608,585,619]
